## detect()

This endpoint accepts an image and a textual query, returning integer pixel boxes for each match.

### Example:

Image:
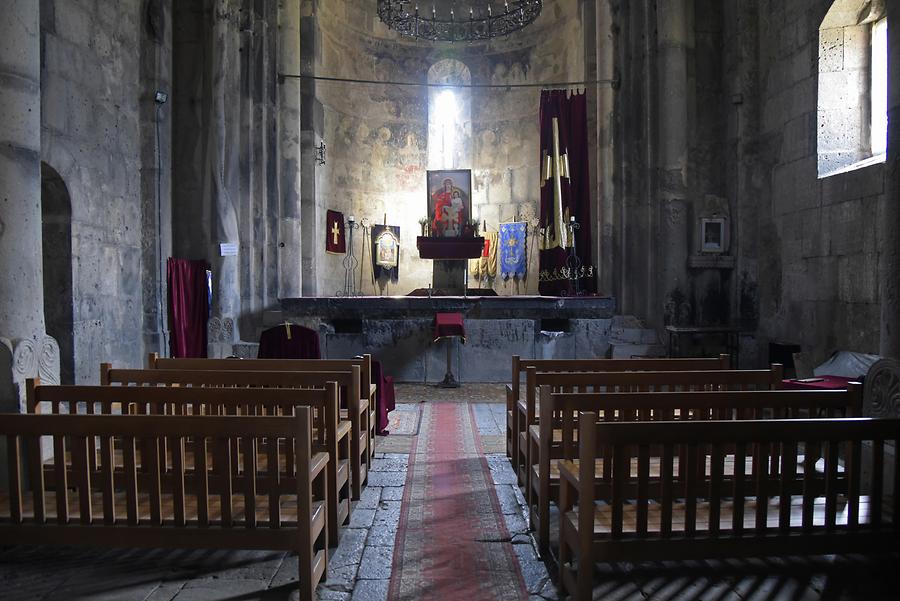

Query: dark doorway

[41,162,75,384]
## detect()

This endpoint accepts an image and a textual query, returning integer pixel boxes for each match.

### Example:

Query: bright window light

[430,89,459,168]
[436,89,458,119]
[871,18,888,157]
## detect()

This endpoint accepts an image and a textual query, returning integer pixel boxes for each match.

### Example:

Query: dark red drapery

[167,258,210,358]
[257,324,321,359]
[538,90,596,296]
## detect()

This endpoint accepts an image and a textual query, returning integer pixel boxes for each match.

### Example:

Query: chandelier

[377,1,543,43]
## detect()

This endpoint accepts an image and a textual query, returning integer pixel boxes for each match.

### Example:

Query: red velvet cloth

[538,90,596,296]
[782,376,855,390]
[433,313,465,342]
[166,258,209,358]
[257,324,321,359]
[372,360,396,435]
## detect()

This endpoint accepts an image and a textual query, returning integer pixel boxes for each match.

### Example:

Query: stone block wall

[40,0,168,380]
[747,0,885,363]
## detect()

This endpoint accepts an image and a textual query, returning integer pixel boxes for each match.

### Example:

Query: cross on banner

[325,209,346,254]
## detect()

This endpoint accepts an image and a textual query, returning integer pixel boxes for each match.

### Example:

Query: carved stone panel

[863,359,900,418]
[0,334,60,413]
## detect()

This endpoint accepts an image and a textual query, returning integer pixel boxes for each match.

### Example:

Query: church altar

[276,295,616,383]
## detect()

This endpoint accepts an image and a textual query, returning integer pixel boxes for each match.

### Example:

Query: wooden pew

[103,364,370,502]
[29,377,351,546]
[507,355,731,472]
[0,408,328,601]
[521,365,783,509]
[147,354,377,463]
[532,383,862,554]
[558,414,900,601]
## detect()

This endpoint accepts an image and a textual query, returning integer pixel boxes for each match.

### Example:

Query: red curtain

[167,258,210,358]
[538,90,596,296]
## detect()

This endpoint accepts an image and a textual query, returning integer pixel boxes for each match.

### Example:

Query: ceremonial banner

[470,231,498,280]
[326,210,346,254]
[372,224,400,282]
[538,90,596,295]
[499,222,527,279]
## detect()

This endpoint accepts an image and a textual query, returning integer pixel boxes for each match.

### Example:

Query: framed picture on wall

[427,169,472,238]
[701,217,727,253]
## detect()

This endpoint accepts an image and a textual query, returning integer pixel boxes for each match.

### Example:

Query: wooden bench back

[543,384,863,478]
[0,408,323,534]
[147,353,372,399]
[510,354,730,400]
[27,378,337,447]
[524,365,784,430]
[574,414,900,541]
[102,364,360,412]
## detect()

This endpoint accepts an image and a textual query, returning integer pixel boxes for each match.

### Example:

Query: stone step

[608,342,667,359]
[610,327,660,344]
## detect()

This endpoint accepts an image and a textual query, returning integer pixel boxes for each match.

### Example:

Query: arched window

[817,0,888,177]
[427,59,472,170]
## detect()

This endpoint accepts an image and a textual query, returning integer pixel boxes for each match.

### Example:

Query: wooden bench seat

[29,378,352,545]
[565,494,873,536]
[529,383,859,553]
[557,415,900,601]
[0,488,326,529]
[100,364,370,503]
[148,354,378,464]
[507,356,730,462]
[0,410,328,601]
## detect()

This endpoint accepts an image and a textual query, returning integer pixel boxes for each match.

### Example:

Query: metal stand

[566,218,582,296]
[436,337,460,388]
[341,217,361,297]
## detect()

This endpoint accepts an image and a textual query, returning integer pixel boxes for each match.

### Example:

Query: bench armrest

[310,451,329,480]
[559,459,579,487]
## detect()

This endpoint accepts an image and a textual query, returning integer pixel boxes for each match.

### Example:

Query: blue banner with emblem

[499,222,527,279]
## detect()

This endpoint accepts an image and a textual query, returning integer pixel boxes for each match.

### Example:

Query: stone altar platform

[258,296,661,384]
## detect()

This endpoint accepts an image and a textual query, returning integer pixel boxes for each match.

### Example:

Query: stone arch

[427,59,473,169]
[41,162,74,384]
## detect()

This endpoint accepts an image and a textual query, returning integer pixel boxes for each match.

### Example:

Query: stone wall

[743,0,886,363]
[40,0,170,379]
[306,0,588,296]
[609,0,889,367]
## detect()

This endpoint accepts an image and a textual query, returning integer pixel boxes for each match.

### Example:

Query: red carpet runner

[388,402,529,600]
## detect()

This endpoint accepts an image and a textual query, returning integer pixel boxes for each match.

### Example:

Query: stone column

[205,0,242,341]
[594,0,617,297]
[656,0,693,326]
[278,0,303,298]
[0,0,58,414]
[881,4,900,358]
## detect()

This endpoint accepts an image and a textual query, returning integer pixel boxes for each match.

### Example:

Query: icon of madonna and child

[427,169,472,238]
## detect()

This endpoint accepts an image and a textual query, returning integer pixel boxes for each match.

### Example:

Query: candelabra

[565,216,581,296]
[341,216,362,297]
